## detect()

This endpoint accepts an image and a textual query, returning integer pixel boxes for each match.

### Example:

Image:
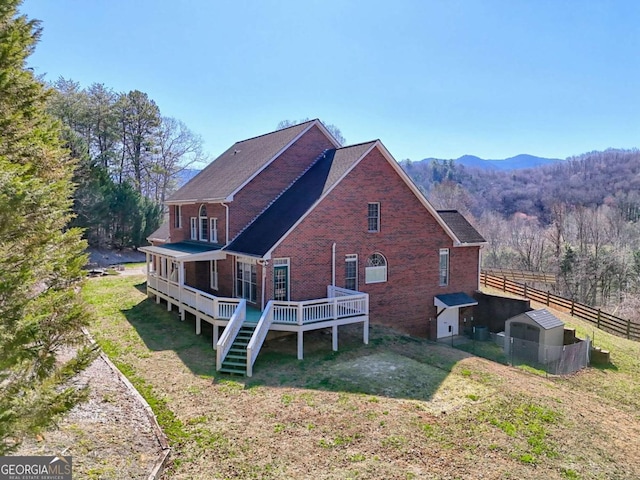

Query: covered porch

[139,243,369,377]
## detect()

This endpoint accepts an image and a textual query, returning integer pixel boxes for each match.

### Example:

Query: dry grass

[82,274,640,479]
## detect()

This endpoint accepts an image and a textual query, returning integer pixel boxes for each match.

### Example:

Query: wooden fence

[480,272,640,342]
[482,268,556,285]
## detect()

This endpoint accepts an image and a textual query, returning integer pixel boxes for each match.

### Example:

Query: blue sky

[23,0,640,164]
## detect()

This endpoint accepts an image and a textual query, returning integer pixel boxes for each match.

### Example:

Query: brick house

[141,120,485,375]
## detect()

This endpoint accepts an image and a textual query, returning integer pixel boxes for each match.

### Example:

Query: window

[439,248,449,286]
[190,217,197,240]
[174,205,182,228]
[273,258,290,301]
[236,259,257,303]
[210,260,218,290]
[199,205,208,241]
[368,202,380,232]
[345,254,358,290]
[365,253,387,284]
[210,218,218,243]
[160,257,168,278]
[170,261,179,282]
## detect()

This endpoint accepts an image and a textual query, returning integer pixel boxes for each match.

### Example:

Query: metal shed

[504,309,565,363]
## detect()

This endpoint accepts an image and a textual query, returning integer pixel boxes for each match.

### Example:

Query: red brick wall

[270,146,480,337]
[170,203,228,245]
[229,125,335,239]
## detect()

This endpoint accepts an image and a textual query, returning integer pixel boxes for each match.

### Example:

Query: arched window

[365,252,387,284]
[199,204,208,241]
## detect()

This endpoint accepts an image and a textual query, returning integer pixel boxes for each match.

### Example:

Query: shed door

[510,322,539,362]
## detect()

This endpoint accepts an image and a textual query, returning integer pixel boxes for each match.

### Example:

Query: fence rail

[482,268,556,285]
[481,272,640,342]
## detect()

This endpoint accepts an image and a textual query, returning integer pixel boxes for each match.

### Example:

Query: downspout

[221,202,230,245]
[332,243,336,287]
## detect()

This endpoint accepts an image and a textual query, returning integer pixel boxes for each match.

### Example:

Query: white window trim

[273,258,290,301]
[439,248,450,286]
[190,217,197,240]
[210,217,218,243]
[345,254,358,291]
[368,202,380,232]
[210,260,218,290]
[365,252,387,284]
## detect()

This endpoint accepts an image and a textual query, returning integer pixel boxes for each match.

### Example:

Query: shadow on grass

[122,295,477,402]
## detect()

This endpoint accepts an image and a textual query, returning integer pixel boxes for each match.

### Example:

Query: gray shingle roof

[226,142,377,257]
[147,216,170,243]
[167,120,317,203]
[437,210,486,244]
[522,309,564,330]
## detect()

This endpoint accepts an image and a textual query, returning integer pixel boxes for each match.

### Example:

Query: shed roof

[517,309,564,330]
[437,210,486,244]
[434,292,478,309]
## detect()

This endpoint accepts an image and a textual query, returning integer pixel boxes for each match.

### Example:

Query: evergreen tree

[0,0,95,454]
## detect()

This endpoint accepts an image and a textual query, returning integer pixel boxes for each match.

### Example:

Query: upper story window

[439,248,449,286]
[345,254,358,291]
[368,202,380,232]
[365,252,387,284]
[210,218,218,243]
[199,205,208,241]
[174,205,182,228]
[190,217,197,240]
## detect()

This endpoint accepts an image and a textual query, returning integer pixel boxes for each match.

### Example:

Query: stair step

[225,353,247,360]
[222,359,246,367]
[219,367,245,375]
[229,347,246,353]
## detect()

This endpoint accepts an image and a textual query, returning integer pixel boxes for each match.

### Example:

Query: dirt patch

[15,350,164,479]
[88,247,146,267]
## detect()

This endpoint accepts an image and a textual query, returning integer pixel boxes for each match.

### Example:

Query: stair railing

[216,299,246,371]
[246,300,276,377]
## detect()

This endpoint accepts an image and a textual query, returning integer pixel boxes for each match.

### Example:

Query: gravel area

[16,348,167,479]
[88,247,146,267]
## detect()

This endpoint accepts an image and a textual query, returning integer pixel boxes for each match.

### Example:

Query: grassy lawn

[83,273,640,479]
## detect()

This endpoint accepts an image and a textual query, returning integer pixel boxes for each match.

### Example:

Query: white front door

[437,308,459,339]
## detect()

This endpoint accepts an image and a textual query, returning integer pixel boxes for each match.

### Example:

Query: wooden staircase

[219,324,256,375]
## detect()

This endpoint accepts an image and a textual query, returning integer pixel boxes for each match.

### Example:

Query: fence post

[546,291,550,306]
[524,283,527,299]
[570,300,575,316]
[503,276,506,292]
[627,319,631,339]
[597,309,601,329]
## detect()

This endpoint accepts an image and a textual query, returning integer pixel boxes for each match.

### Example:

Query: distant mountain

[177,168,201,187]
[423,154,562,171]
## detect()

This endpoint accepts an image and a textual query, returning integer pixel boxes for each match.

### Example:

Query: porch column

[179,261,185,321]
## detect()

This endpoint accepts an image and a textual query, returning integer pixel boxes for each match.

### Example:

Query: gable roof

[167,120,338,204]
[516,309,564,330]
[147,219,170,244]
[226,142,376,257]
[437,210,486,244]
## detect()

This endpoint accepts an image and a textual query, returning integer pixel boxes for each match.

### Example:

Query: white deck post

[178,262,185,320]
[364,317,369,345]
[332,325,338,351]
[213,324,219,350]
[196,316,201,335]
[297,331,304,360]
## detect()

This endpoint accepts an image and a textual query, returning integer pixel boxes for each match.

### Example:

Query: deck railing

[216,299,246,371]
[246,300,276,377]
[245,291,369,376]
[148,274,241,319]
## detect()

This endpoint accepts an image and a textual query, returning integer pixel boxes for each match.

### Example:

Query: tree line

[402,150,640,322]
[47,78,207,248]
